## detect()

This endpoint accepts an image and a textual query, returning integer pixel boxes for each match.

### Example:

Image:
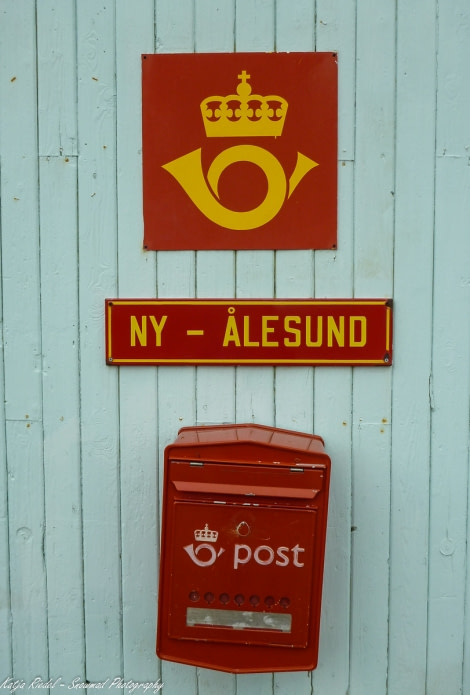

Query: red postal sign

[105,299,392,366]
[142,52,337,250]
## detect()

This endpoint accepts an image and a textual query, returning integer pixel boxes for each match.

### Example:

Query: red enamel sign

[142,52,337,250]
[105,299,393,366]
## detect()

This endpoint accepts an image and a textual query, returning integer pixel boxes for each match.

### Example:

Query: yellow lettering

[131,315,147,347]
[243,316,259,347]
[149,315,167,346]
[223,315,241,346]
[284,316,301,347]
[327,316,345,347]
[306,316,323,347]
[350,316,367,347]
[262,316,279,347]
[131,315,167,347]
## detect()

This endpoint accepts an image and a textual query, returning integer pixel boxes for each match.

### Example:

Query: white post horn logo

[183,524,225,567]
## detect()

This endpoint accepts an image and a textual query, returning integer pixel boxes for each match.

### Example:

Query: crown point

[237,70,252,97]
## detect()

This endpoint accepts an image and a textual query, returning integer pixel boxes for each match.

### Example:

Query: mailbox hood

[165,423,329,467]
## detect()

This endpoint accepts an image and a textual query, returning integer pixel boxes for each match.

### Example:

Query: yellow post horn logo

[162,71,318,231]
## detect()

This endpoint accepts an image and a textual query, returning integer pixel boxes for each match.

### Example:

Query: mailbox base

[157,642,320,674]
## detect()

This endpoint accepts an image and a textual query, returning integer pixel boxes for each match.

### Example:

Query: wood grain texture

[0,1,48,683]
[7,421,48,681]
[37,0,78,157]
[155,3,199,693]
[349,1,395,693]
[387,1,436,692]
[39,155,85,681]
[435,0,470,157]
[426,155,470,695]
[0,1,468,692]
[0,1,42,423]
[0,169,11,673]
[273,6,316,692]
[76,1,122,685]
[115,0,160,682]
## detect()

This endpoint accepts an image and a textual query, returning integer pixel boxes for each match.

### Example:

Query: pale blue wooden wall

[0,1,469,694]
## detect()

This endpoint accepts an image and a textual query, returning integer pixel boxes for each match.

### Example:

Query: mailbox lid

[169,459,326,504]
[166,423,329,467]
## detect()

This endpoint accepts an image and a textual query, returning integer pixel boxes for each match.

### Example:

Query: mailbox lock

[236,521,251,537]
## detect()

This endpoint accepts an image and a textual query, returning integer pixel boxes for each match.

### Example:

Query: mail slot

[156,423,331,673]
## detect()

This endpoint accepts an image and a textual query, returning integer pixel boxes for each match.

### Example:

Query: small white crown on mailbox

[194,523,218,543]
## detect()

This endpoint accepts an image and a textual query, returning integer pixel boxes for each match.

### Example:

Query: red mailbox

[157,423,331,673]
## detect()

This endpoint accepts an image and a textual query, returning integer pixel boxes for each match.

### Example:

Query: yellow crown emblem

[194,523,218,543]
[201,70,288,138]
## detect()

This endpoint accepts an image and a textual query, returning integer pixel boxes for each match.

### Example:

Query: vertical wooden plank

[426,157,470,695]
[234,0,275,435]
[309,168,354,695]
[387,1,437,693]
[274,0,315,438]
[36,0,85,681]
[155,351,197,692]
[310,368,352,692]
[464,412,470,692]
[0,0,48,682]
[276,0,314,52]
[235,0,274,69]
[273,8,315,694]
[195,0,236,434]
[194,6,239,694]
[157,0,195,53]
[232,6,276,695]
[155,269,198,683]
[278,3,355,694]
[316,0,355,161]
[349,0,395,692]
[235,256,275,427]
[235,0,274,51]
[0,206,11,676]
[428,3,470,691]
[1,159,42,423]
[272,278,315,695]
[274,248,314,434]
[195,0,235,52]
[37,0,78,156]
[193,95,238,695]
[155,2,198,692]
[194,48,235,695]
[0,32,11,671]
[7,422,48,681]
[39,155,86,681]
[115,0,160,682]
[353,6,395,298]
[193,8,238,675]
[76,0,121,683]
[435,2,470,157]
[451,13,470,688]
[0,3,42,423]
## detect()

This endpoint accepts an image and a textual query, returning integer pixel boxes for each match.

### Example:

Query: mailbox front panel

[168,500,317,648]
